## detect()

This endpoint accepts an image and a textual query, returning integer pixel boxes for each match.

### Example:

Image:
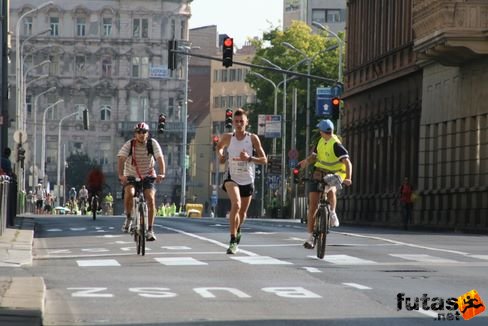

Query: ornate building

[342,0,487,231]
[9,0,191,210]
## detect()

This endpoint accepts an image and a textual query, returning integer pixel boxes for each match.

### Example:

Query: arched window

[100,105,111,121]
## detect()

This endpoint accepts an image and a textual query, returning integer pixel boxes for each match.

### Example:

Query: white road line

[303,267,322,273]
[338,232,470,256]
[156,224,258,256]
[317,254,377,265]
[77,259,120,267]
[155,257,208,266]
[389,254,458,263]
[342,282,372,290]
[161,246,191,250]
[46,228,62,232]
[471,255,488,260]
[231,256,293,265]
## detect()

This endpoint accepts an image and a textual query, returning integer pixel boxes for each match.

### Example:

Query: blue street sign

[316,87,332,116]
[211,194,217,206]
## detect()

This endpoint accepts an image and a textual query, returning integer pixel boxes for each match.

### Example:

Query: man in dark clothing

[1,148,13,176]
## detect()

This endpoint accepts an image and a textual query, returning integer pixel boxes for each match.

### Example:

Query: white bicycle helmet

[134,122,149,132]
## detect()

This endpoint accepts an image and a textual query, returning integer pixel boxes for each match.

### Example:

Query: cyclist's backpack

[128,138,155,157]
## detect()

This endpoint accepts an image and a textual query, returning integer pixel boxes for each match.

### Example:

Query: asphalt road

[28,215,488,325]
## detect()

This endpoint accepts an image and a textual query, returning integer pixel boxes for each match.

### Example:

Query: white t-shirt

[226,132,255,185]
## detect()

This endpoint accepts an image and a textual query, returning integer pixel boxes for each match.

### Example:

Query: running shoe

[146,230,157,241]
[330,211,340,227]
[226,242,238,254]
[122,217,132,233]
[303,240,314,249]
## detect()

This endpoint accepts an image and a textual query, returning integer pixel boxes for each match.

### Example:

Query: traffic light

[331,97,341,120]
[82,109,89,130]
[212,135,219,151]
[168,39,177,70]
[17,146,26,168]
[225,109,233,130]
[222,37,234,68]
[292,165,301,184]
[158,114,166,134]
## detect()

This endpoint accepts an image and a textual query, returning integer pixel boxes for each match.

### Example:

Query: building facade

[283,0,346,34]
[342,0,487,232]
[9,0,191,210]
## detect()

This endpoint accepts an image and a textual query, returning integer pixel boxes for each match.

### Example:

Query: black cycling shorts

[222,179,254,197]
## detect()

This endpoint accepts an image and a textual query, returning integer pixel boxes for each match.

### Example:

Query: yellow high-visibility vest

[314,135,347,180]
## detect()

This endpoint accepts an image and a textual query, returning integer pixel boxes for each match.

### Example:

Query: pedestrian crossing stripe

[470,255,488,260]
[231,256,293,265]
[389,254,458,263]
[317,255,377,265]
[77,259,120,267]
[155,257,208,266]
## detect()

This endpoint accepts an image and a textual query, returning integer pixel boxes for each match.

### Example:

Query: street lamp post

[15,1,53,132]
[312,22,345,132]
[32,86,56,184]
[41,99,64,184]
[248,71,278,156]
[57,111,79,206]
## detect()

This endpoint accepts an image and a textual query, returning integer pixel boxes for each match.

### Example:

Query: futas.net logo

[397,290,485,321]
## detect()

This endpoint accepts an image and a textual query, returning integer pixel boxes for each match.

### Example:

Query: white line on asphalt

[303,267,322,273]
[239,244,301,247]
[338,232,470,256]
[155,224,259,256]
[389,254,459,263]
[76,259,120,267]
[342,282,372,290]
[315,254,377,265]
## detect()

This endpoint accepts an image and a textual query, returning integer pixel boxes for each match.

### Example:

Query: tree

[65,153,99,191]
[246,21,345,159]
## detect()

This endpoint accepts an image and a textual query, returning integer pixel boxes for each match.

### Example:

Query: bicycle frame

[127,177,150,256]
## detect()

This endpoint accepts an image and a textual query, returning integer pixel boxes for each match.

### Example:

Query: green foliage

[65,153,99,191]
[247,21,345,159]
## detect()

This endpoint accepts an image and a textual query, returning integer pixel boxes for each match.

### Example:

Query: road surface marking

[231,256,293,265]
[317,254,377,265]
[389,254,458,263]
[303,267,322,273]
[342,282,372,290]
[155,257,208,266]
[77,259,120,267]
[161,246,191,250]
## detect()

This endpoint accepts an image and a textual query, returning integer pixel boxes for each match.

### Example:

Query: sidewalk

[0,217,45,326]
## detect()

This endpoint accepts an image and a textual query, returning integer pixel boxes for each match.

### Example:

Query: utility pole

[0,0,9,151]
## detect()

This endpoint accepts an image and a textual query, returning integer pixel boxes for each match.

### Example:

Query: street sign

[289,159,298,168]
[13,130,27,144]
[288,149,298,160]
[211,194,217,206]
[265,115,281,138]
[267,156,281,175]
[316,87,332,116]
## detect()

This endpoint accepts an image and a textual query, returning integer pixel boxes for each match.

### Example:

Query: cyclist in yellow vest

[298,119,352,249]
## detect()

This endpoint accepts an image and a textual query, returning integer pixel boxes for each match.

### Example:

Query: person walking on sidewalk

[216,108,267,254]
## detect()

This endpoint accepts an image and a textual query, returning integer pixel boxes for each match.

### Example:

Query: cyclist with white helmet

[117,122,166,241]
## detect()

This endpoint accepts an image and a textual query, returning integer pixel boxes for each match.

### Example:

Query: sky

[189,0,283,48]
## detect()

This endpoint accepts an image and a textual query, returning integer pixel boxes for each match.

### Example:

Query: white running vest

[226,132,255,185]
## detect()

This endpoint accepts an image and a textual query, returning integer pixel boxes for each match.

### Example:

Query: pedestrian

[399,177,414,230]
[34,183,46,215]
[216,108,267,254]
[0,147,13,176]
[298,119,352,249]
[117,122,166,241]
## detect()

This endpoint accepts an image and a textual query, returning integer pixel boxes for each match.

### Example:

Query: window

[168,97,174,118]
[26,95,32,115]
[102,18,112,37]
[180,20,186,39]
[74,104,86,121]
[100,105,111,121]
[312,9,344,24]
[131,56,149,78]
[76,17,86,37]
[228,96,234,108]
[49,55,59,75]
[75,56,86,75]
[102,56,112,77]
[50,17,59,36]
[171,19,176,39]
[133,18,148,38]
[229,69,236,82]
[24,17,32,36]
[129,96,148,121]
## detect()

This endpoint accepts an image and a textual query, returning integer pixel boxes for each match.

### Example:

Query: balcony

[412,0,488,65]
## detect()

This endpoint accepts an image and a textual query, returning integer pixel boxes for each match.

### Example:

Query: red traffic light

[223,38,233,48]
[212,136,219,143]
[225,109,233,117]
[331,97,341,107]
[293,168,300,175]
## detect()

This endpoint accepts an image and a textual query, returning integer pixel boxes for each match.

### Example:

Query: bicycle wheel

[138,204,146,256]
[316,206,328,259]
[92,197,98,220]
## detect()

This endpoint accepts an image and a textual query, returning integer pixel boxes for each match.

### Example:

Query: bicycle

[90,193,99,220]
[300,172,343,259]
[126,176,154,256]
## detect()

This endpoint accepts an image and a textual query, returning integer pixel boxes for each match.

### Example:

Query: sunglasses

[136,130,148,134]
